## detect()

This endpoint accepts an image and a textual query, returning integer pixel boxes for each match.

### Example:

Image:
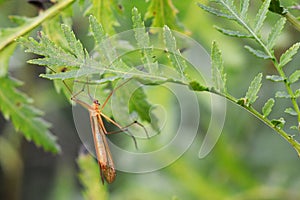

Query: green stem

[210,89,300,157]
[283,12,300,32]
[0,0,75,51]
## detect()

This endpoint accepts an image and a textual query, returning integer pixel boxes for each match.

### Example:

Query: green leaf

[254,0,271,33]
[275,91,291,98]
[271,117,285,129]
[295,89,300,98]
[0,76,60,153]
[266,17,286,50]
[245,73,263,105]
[84,0,118,34]
[61,24,85,62]
[132,7,158,73]
[240,0,250,19]
[145,0,186,33]
[279,43,300,68]
[163,26,187,78]
[197,3,235,20]
[211,41,227,93]
[262,98,275,117]
[289,70,300,83]
[0,43,16,77]
[215,26,252,38]
[244,45,271,59]
[266,75,284,82]
[188,81,209,92]
[77,152,108,199]
[284,108,298,116]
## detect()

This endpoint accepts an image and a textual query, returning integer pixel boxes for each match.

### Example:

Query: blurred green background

[0,0,300,199]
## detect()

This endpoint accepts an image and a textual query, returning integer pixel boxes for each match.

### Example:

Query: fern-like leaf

[254,0,271,34]
[163,26,187,79]
[197,3,235,20]
[132,7,158,73]
[279,43,300,68]
[289,70,300,84]
[84,0,118,34]
[245,73,262,106]
[0,76,60,153]
[266,17,286,50]
[262,98,275,118]
[240,0,250,19]
[211,41,226,93]
[215,26,252,38]
[244,45,271,59]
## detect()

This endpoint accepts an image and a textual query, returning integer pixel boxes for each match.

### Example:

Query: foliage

[198,0,300,156]
[1,0,300,199]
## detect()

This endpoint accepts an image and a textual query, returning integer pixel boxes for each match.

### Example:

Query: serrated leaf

[215,26,252,38]
[289,70,300,83]
[61,24,85,62]
[271,117,285,129]
[211,41,226,93]
[262,98,274,117]
[254,0,271,33]
[285,108,298,116]
[88,16,121,68]
[198,3,235,20]
[163,26,187,78]
[145,0,186,33]
[132,7,157,73]
[244,45,271,59]
[77,152,108,199]
[245,73,262,105]
[0,76,60,153]
[266,17,286,50]
[84,0,118,34]
[240,0,250,19]
[279,43,300,68]
[266,75,284,82]
[275,91,291,98]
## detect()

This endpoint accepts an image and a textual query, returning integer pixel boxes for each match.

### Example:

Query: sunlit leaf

[289,70,300,83]
[262,98,274,117]
[279,43,300,68]
[266,17,286,50]
[245,73,262,106]
[254,0,271,33]
[240,0,250,19]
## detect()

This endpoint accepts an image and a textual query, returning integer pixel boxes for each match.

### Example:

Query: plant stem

[283,12,300,32]
[210,89,300,157]
[0,0,75,51]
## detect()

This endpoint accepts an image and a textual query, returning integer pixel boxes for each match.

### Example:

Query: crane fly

[71,79,146,184]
